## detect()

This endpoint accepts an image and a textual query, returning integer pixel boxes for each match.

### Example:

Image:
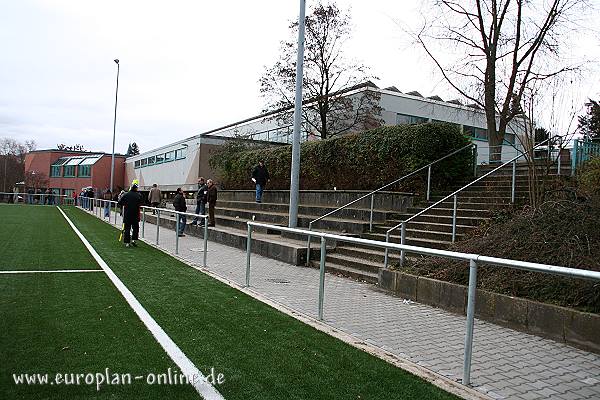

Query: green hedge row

[209,123,474,191]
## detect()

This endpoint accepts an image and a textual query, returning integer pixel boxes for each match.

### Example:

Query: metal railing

[245,220,600,386]
[77,197,209,267]
[384,138,558,268]
[0,192,74,205]
[305,143,476,266]
[572,138,600,174]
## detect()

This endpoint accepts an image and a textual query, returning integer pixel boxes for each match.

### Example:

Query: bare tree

[260,1,381,140]
[0,138,36,192]
[415,0,588,162]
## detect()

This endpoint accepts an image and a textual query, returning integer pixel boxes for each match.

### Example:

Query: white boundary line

[0,269,103,274]
[57,207,225,400]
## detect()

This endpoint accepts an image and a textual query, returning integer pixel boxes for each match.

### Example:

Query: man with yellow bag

[118,179,143,247]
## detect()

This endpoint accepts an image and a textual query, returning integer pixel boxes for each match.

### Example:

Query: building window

[175,148,186,160]
[134,160,141,169]
[147,156,155,166]
[464,126,488,141]
[78,165,91,177]
[141,158,147,167]
[63,189,74,197]
[155,153,164,164]
[63,165,75,177]
[504,132,516,145]
[164,151,174,162]
[50,165,61,177]
[395,113,428,125]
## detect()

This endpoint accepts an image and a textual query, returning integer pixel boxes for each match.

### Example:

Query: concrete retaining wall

[379,269,600,354]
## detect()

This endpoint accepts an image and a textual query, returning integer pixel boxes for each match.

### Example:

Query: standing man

[148,183,161,214]
[118,180,143,248]
[173,188,187,237]
[191,177,208,226]
[251,160,270,203]
[206,179,218,227]
[103,189,112,218]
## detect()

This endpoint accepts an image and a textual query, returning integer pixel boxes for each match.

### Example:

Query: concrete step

[370,221,476,235]
[387,214,488,227]
[216,200,390,223]
[404,206,491,218]
[308,259,379,284]
[360,232,451,249]
[429,195,527,204]
[143,213,318,265]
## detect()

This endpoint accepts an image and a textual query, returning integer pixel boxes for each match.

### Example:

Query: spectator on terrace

[206,179,218,227]
[148,183,162,214]
[191,177,208,226]
[251,160,270,203]
[103,189,112,218]
[173,188,188,237]
[118,180,143,248]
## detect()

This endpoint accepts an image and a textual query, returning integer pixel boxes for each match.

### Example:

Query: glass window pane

[155,154,164,163]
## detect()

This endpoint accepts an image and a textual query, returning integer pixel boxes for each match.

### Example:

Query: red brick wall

[24,151,125,194]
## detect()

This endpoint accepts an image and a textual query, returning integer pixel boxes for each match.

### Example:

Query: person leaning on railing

[103,189,112,219]
[191,177,208,227]
[173,188,188,237]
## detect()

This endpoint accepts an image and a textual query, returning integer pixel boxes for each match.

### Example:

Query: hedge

[209,123,473,191]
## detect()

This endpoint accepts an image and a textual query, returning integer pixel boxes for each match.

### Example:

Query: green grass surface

[0,205,98,270]
[61,206,457,400]
[0,273,198,399]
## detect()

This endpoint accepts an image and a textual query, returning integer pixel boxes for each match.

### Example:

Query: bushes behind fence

[209,122,473,191]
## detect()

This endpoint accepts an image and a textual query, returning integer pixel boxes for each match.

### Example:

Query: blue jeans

[178,214,187,234]
[104,203,110,218]
[192,202,206,224]
[255,184,263,202]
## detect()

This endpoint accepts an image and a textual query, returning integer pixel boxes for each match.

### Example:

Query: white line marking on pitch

[57,207,225,400]
[0,269,103,274]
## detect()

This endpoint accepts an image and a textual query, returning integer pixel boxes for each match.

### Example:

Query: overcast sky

[1,0,599,155]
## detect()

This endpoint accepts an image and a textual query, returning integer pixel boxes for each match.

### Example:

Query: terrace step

[308,259,379,284]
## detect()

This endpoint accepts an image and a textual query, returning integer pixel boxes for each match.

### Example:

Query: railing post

[426,165,432,202]
[571,140,578,176]
[175,212,180,254]
[318,236,326,321]
[306,222,313,267]
[452,195,458,243]
[511,160,516,204]
[142,207,146,238]
[246,223,252,287]
[463,259,478,386]
[400,222,406,267]
[114,202,117,225]
[203,216,208,267]
[557,147,561,175]
[472,144,478,176]
[369,194,374,232]
[384,231,390,269]
[156,210,160,245]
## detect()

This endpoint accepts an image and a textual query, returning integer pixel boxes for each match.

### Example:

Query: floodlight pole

[288,0,306,228]
[110,59,120,193]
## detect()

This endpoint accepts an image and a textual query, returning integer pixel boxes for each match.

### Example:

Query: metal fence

[76,197,210,268]
[572,138,600,174]
[0,192,74,205]
[245,220,600,386]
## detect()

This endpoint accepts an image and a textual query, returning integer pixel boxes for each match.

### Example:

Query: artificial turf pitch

[0,205,458,400]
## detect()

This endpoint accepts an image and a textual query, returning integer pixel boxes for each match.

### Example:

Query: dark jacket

[173,193,187,212]
[196,184,208,204]
[207,185,218,205]
[118,190,143,223]
[252,165,270,186]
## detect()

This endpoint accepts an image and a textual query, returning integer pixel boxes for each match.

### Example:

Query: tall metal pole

[110,59,120,193]
[288,0,306,228]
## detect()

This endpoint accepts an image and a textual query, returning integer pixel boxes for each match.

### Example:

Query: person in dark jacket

[206,179,217,227]
[173,188,187,237]
[251,160,270,203]
[191,177,208,226]
[118,180,143,247]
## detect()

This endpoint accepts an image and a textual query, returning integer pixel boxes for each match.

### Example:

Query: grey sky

[1,0,598,154]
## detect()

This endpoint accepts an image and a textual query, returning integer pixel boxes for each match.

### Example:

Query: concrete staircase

[148,159,569,284]
[309,158,571,283]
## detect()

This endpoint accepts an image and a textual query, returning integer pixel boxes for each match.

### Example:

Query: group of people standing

[173,177,217,237]
[116,159,268,247]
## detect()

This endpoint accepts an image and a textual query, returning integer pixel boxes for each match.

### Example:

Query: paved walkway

[95,207,600,400]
